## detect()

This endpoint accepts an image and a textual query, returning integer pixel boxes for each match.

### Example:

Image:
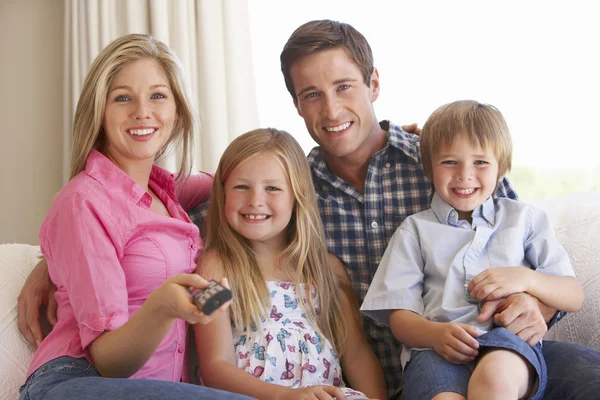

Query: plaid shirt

[307,120,517,398]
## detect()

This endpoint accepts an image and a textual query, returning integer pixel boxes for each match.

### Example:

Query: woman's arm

[175,171,214,211]
[17,257,57,347]
[329,254,387,399]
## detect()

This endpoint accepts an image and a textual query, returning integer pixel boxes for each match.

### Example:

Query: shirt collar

[431,192,496,227]
[85,149,177,208]
[307,120,421,177]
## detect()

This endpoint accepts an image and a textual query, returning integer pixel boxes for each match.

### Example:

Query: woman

[19,33,251,400]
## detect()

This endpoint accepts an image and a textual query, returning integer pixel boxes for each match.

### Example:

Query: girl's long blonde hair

[70,33,196,180]
[205,128,347,355]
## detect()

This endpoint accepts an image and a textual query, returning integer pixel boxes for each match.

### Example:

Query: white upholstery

[0,191,599,398]
[531,192,600,348]
[0,244,41,400]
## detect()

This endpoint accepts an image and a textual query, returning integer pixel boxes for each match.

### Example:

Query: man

[19,19,600,400]
[276,19,600,399]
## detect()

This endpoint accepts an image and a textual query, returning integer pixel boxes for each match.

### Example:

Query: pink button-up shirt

[28,150,205,382]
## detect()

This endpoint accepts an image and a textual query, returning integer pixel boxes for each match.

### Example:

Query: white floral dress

[232,281,367,399]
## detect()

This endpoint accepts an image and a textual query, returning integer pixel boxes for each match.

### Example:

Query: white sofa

[1,191,599,399]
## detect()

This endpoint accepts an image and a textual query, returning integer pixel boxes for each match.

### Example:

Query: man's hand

[477,292,547,346]
[401,123,422,136]
[17,258,57,348]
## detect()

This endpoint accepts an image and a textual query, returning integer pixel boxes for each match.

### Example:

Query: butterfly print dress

[232,281,367,399]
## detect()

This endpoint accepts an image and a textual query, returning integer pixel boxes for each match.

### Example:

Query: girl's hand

[432,322,480,364]
[146,274,231,325]
[277,385,347,400]
[468,267,532,302]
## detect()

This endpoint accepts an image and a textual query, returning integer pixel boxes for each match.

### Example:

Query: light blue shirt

[360,193,574,366]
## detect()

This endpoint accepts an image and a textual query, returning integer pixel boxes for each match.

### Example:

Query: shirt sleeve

[40,191,130,350]
[495,176,519,200]
[524,206,575,277]
[360,223,425,326]
[175,171,214,212]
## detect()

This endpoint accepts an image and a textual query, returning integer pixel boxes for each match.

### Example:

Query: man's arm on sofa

[17,257,57,347]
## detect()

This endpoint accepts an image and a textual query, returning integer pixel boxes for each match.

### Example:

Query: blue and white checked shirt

[360,192,574,368]
[307,121,517,397]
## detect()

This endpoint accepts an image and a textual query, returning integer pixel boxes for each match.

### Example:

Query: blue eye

[151,93,166,99]
[233,185,249,190]
[338,84,350,91]
[266,186,280,191]
[115,95,130,102]
[304,92,319,100]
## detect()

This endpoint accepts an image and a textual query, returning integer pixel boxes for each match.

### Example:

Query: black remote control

[191,280,232,315]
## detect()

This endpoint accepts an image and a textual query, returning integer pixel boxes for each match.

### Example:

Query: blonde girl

[195,128,387,400]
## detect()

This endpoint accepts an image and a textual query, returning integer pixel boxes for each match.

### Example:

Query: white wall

[0,0,64,244]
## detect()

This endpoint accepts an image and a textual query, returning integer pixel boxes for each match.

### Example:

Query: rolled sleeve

[525,206,575,277]
[175,171,214,212]
[40,191,130,350]
[361,225,425,325]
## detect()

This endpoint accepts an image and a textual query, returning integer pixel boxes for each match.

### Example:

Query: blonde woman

[195,128,387,400]
[20,34,250,400]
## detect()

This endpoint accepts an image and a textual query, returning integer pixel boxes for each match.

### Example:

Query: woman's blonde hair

[420,100,513,181]
[205,128,348,355]
[70,33,196,180]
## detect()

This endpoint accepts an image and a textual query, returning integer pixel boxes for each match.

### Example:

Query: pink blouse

[28,150,208,382]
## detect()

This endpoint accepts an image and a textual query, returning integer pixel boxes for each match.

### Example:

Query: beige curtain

[62,0,259,183]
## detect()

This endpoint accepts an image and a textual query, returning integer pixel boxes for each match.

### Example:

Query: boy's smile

[432,135,500,222]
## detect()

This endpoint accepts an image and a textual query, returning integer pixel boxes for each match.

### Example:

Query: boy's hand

[433,323,480,364]
[468,267,532,302]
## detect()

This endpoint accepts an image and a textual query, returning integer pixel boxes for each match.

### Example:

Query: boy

[361,100,583,400]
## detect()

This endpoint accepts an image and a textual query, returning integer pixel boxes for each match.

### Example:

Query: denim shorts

[403,327,546,400]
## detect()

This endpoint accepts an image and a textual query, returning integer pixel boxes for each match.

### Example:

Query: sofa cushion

[0,243,41,400]
[532,191,600,349]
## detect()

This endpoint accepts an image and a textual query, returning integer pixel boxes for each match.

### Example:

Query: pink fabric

[176,171,213,211]
[28,150,205,382]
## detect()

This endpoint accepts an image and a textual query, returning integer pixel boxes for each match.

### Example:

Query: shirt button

[371,221,379,229]
[385,163,391,168]
[178,346,184,354]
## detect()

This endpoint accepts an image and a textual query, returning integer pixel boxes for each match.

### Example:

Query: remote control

[191,280,232,315]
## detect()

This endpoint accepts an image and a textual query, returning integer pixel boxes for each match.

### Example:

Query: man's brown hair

[280,19,374,100]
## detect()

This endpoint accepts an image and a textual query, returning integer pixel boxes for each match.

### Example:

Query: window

[248,0,600,199]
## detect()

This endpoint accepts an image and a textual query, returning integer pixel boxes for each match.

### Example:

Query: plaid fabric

[307,120,518,398]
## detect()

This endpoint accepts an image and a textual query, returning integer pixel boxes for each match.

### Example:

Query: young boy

[360,100,583,400]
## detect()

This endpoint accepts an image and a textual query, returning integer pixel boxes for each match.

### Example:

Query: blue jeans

[543,340,600,399]
[20,356,254,400]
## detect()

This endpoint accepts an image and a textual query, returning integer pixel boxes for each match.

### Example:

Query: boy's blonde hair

[420,100,513,181]
[70,33,196,180]
[205,128,347,355]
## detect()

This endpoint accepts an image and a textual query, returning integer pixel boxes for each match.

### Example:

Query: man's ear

[293,97,303,118]
[370,68,381,102]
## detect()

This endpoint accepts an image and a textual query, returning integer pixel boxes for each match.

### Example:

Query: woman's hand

[17,257,57,347]
[145,274,231,325]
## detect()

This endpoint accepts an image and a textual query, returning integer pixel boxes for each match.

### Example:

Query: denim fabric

[543,340,600,400]
[20,356,254,400]
[403,328,546,400]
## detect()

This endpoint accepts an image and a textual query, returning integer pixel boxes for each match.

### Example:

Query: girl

[20,34,249,400]
[194,128,387,400]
